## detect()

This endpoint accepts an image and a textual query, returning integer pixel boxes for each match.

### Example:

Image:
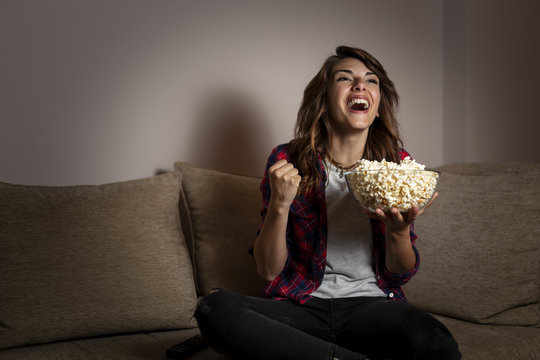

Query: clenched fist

[268,159,302,211]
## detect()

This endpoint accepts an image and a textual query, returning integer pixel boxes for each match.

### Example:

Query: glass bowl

[344,169,440,212]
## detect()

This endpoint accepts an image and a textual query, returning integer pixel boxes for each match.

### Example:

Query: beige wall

[443,0,540,164]
[1,0,537,186]
[0,0,444,185]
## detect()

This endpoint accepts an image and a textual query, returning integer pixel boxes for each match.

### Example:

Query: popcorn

[346,157,439,212]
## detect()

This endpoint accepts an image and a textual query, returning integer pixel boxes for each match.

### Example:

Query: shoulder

[267,141,294,164]
[398,148,412,161]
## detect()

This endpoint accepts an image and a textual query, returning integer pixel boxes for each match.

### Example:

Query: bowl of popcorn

[345,158,439,212]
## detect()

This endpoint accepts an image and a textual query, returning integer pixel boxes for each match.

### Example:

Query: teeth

[347,98,369,109]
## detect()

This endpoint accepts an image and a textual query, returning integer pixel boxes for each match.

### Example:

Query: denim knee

[405,310,461,360]
[194,288,228,323]
[194,289,233,353]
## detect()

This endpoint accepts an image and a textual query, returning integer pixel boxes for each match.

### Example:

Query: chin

[349,118,375,130]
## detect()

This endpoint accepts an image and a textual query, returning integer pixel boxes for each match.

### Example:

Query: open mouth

[347,98,369,111]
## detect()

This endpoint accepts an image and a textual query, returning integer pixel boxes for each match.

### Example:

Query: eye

[337,76,352,82]
[367,78,379,85]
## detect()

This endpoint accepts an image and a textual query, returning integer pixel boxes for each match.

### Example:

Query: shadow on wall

[189,88,274,178]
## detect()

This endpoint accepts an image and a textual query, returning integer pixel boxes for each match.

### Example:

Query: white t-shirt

[310,160,385,299]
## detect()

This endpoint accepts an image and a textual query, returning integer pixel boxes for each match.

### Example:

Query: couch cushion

[174,162,265,297]
[0,173,198,350]
[404,162,540,325]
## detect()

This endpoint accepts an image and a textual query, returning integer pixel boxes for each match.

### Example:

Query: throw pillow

[174,162,265,297]
[0,173,198,349]
[404,163,540,325]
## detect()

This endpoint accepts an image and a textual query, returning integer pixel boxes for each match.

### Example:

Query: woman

[195,46,461,360]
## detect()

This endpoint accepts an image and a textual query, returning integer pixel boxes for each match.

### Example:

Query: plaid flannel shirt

[253,142,419,304]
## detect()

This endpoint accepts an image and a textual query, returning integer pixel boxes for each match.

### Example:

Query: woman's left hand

[365,192,438,232]
[365,192,439,274]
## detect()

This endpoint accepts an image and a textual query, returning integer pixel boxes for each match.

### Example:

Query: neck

[329,132,368,166]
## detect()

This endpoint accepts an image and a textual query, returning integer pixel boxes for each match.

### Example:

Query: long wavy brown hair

[290,46,403,195]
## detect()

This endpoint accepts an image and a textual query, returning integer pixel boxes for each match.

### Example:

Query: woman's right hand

[268,159,301,211]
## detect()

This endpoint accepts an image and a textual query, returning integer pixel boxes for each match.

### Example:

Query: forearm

[253,205,289,281]
[385,228,416,274]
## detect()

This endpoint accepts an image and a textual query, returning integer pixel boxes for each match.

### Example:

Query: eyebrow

[334,69,378,77]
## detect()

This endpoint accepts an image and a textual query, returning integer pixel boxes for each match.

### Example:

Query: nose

[353,80,365,91]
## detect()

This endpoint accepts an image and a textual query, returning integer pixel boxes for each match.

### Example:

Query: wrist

[385,226,411,244]
[267,200,291,217]
[385,223,410,238]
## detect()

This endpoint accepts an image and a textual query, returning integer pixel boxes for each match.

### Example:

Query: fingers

[268,160,302,209]
[366,207,404,223]
[269,159,301,186]
[269,159,294,176]
[364,207,410,235]
[364,192,439,227]
[268,159,288,174]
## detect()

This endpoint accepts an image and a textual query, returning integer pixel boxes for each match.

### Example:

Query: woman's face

[326,58,381,135]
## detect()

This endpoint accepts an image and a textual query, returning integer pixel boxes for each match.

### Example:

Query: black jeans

[194,289,461,360]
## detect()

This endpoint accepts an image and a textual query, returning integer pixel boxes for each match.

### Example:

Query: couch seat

[0,329,227,360]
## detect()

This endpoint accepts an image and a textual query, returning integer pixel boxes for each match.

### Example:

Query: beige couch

[0,161,538,359]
